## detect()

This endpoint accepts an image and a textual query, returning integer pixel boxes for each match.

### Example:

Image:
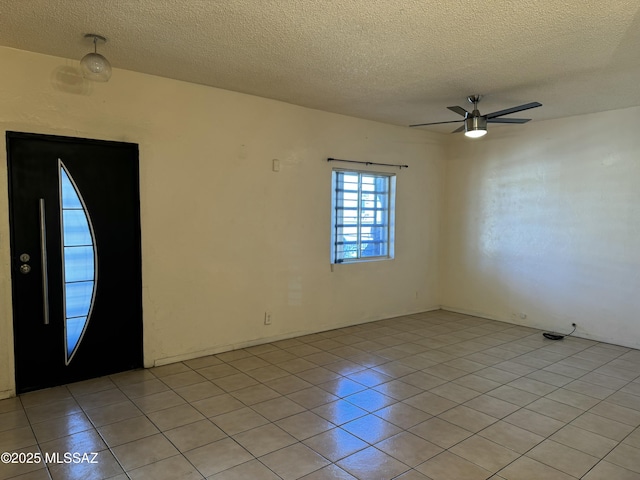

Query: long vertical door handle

[39,198,50,325]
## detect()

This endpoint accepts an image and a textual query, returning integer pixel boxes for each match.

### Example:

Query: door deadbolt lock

[19,253,31,262]
[19,264,31,274]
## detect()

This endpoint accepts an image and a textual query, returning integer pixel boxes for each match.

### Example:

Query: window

[59,161,97,364]
[331,169,396,263]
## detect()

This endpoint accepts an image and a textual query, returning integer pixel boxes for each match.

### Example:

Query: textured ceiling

[1,1,640,133]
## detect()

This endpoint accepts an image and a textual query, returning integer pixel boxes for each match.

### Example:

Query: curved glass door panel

[66,316,87,358]
[63,246,94,283]
[65,281,95,318]
[60,171,83,208]
[59,161,97,364]
[62,210,93,246]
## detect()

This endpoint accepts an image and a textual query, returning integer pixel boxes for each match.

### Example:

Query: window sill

[332,256,393,265]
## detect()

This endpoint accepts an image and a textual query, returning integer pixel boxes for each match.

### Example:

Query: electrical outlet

[264,311,272,325]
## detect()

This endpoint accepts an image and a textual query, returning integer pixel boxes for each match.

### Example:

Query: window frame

[330,168,396,264]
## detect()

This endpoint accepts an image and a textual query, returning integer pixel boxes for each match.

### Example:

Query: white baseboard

[151,305,441,367]
[440,305,640,350]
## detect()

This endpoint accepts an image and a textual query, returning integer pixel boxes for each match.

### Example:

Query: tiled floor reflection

[2,310,640,479]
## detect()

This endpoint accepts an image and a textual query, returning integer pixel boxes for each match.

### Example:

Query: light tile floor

[2,310,640,479]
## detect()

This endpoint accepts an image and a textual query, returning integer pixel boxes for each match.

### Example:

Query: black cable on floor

[543,324,576,340]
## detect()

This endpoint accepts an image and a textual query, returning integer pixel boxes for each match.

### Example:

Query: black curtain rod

[327,158,408,169]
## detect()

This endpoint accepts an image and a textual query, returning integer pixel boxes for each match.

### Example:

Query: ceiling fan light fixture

[409,95,541,137]
[464,115,487,138]
[80,34,112,82]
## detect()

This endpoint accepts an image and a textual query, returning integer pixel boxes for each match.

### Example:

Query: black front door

[7,132,143,393]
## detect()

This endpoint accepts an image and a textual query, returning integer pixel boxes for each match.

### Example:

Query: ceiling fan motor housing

[465,112,487,131]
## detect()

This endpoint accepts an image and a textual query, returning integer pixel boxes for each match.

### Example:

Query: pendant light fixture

[80,34,112,82]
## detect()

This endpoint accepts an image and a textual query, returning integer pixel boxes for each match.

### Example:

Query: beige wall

[4,45,639,400]
[441,107,640,348]
[0,47,444,398]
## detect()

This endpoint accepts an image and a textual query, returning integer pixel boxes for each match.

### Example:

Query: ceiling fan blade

[451,125,465,133]
[410,119,464,127]
[447,106,469,117]
[487,118,531,124]
[485,102,542,119]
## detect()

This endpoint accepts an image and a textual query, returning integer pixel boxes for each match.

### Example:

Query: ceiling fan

[410,95,542,138]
